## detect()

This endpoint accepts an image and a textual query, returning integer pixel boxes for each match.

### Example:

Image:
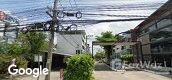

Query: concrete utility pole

[45,0,58,80]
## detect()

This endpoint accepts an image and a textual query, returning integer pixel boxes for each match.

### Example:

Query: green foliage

[8,42,27,56]
[0,38,28,74]
[64,54,95,80]
[95,31,122,64]
[94,51,105,61]
[18,32,48,60]
[0,54,28,74]
[0,41,27,56]
[120,52,133,63]
[0,42,8,54]
[96,31,121,42]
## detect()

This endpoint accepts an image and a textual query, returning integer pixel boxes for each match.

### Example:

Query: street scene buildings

[0,0,172,80]
[136,0,172,67]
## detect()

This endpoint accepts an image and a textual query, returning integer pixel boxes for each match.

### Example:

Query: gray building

[134,0,172,66]
[56,30,87,55]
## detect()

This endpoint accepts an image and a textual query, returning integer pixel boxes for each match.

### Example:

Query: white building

[113,45,131,54]
[0,11,19,42]
[56,30,87,55]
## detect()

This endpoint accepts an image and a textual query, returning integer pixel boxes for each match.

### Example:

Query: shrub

[94,51,105,61]
[0,54,28,74]
[64,54,95,80]
[120,52,133,63]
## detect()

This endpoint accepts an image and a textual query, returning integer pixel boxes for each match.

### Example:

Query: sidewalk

[94,62,171,80]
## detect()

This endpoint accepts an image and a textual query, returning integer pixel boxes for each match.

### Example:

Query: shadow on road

[94,62,113,71]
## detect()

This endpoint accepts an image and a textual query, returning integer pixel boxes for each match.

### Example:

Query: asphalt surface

[15,62,172,80]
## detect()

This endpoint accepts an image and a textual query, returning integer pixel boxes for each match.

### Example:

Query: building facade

[0,11,19,41]
[134,0,172,66]
[112,30,141,62]
[56,30,87,55]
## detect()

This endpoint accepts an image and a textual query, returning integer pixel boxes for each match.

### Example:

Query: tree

[18,32,48,61]
[96,31,121,42]
[94,51,105,61]
[96,31,121,64]
[0,41,27,56]
[0,37,28,76]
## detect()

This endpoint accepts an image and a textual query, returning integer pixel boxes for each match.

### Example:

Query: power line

[83,13,148,18]
[12,7,47,14]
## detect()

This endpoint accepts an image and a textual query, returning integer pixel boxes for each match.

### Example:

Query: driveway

[15,62,171,80]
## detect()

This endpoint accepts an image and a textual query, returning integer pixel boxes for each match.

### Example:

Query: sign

[0,11,6,21]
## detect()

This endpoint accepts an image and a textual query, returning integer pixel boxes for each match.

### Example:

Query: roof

[134,0,172,31]
[59,30,86,35]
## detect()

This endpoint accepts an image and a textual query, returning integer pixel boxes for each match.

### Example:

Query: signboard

[0,11,6,21]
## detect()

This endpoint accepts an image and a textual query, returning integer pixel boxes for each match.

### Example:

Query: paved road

[15,63,172,80]
[94,62,171,80]
[15,72,60,80]
[94,71,171,80]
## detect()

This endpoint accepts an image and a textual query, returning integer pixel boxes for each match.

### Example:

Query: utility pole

[45,0,58,80]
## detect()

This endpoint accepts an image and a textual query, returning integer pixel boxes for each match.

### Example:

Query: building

[48,30,87,70]
[56,30,87,55]
[112,30,141,62]
[0,11,19,42]
[134,0,172,66]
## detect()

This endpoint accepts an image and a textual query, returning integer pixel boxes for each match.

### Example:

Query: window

[121,46,125,50]
[157,18,171,29]
[149,24,156,32]
[76,50,82,54]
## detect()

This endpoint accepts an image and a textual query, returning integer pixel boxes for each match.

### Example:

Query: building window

[149,24,156,32]
[76,50,82,54]
[82,45,85,50]
[157,18,171,29]
[121,46,125,50]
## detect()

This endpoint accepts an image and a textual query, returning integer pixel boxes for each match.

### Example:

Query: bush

[120,52,133,63]
[64,54,95,80]
[94,51,105,61]
[0,54,28,74]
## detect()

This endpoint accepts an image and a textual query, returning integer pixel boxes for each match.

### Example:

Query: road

[15,63,171,80]
[94,71,171,80]
[94,62,171,80]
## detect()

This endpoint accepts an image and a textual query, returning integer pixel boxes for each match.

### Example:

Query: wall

[56,33,86,55]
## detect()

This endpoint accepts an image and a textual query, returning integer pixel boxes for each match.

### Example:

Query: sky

[0,0,169,54]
